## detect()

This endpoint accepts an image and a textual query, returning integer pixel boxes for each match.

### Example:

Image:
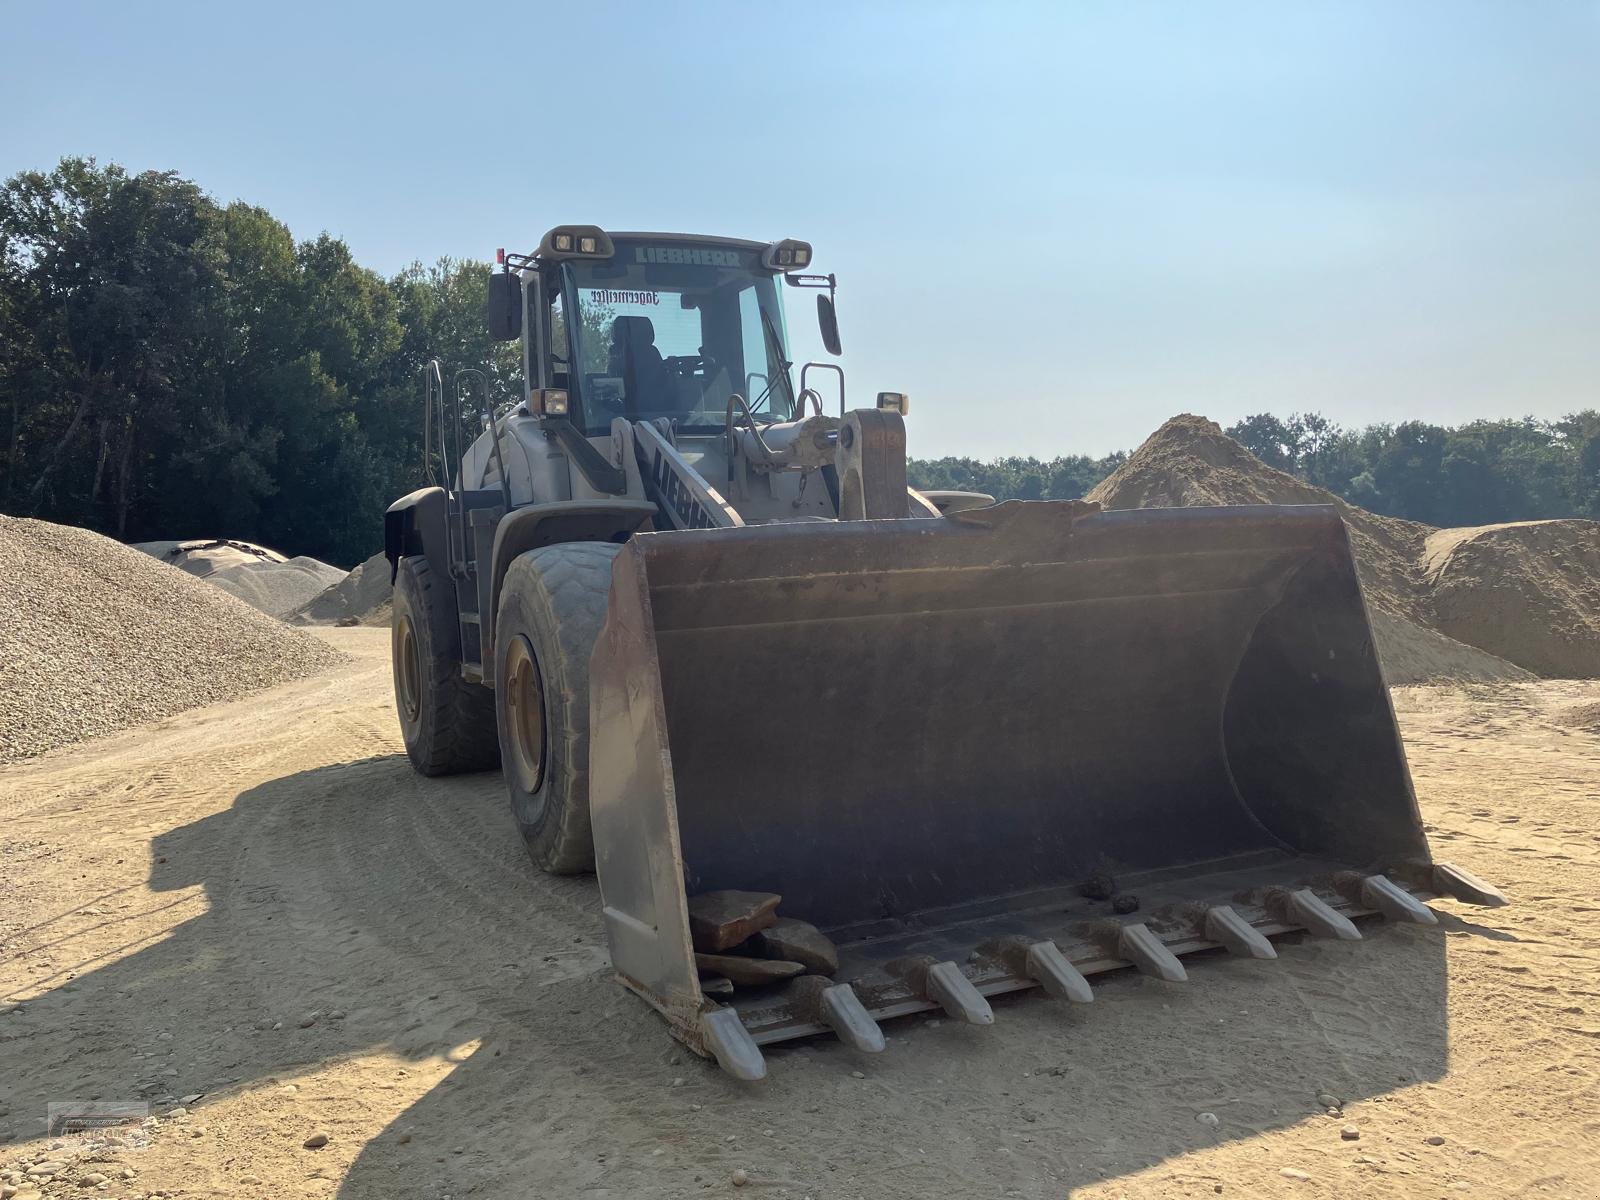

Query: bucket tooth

[1361,874,1438,925]
[819,983,887,1053]
[1285,888,1362,940]
[1204,905,1277,959]
[926,961,995,1025]
[699,1007,767,1081]
[1117,923,1187,981]
[1432,862,1510,907]
[1024,940,1095,1002]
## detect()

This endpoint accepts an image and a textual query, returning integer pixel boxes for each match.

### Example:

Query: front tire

[494,542,623,874]
[392,556,500,776]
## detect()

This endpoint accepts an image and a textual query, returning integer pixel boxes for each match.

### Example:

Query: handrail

[800,362,846,416]
[420,359,457,574]
[457,369,513,514]
[422,360,444,487]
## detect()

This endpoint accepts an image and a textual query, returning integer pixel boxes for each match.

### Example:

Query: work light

[531,388,569,417]
[762,239,814,273]
[539,226,615,260]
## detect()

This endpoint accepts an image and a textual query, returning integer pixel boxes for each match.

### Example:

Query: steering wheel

[665,354,711,378]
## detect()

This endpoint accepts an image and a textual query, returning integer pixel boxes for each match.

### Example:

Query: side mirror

[487,272,523,342]
[817,294,842,356]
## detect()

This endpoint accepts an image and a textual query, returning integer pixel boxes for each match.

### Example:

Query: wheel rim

[503,634,547,795]
[395,613,422,724]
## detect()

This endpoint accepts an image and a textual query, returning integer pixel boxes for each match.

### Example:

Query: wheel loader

[385,225,1507,1079]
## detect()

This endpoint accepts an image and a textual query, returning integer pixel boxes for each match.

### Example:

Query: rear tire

[494,541,624,874]
[392,555,499,776]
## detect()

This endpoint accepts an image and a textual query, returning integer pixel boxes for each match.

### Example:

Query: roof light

[876,392,910,416]
[496,247,505,265]
[762,238,814,273]
[539,226,615,260]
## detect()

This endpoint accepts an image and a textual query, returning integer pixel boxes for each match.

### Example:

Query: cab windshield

[560,240,796,435]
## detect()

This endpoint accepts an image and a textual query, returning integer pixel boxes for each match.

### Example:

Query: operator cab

[540,233,822,435]
[480,227,916,526]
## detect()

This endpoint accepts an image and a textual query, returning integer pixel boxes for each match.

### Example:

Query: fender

[484,499,657,665]
[384,486,449,583]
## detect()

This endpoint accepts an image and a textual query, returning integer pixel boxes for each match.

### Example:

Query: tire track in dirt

[5,630,1599,1198]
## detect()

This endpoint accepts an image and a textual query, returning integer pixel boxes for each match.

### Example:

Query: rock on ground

[0,516,345,764]
[686,890,782,952]
[753,917,839,975]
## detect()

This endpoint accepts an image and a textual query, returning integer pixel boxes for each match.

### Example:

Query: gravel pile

[0,516,346,764]
[132,539,346,618]
[289,551,393,626]
[1088,415,1600,682]
[207,556,348,618]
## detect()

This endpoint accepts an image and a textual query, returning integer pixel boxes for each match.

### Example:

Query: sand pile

[1554,699,1600,733]
[132,538,346,618]
[0,517,345,764]
[1086,415,1430,619]
[1421,521,1600,678]
[289,551,393,626]
[1089,415,1600,682]
[1366,610,1532,687]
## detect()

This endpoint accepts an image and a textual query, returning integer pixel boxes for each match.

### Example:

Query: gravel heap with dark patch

[1087,415,1600,682]
[0,516,346,764]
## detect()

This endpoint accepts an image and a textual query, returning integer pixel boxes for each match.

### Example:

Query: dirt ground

[3,628,1598,1199]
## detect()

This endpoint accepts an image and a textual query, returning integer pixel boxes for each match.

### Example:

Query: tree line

[1,158,515,567]
[4,160,1596,568]
[908,410,1600,528]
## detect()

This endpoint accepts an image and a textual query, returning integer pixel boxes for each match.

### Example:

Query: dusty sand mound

[1087,415,1600,682]
[1086,415,1430,620]
[1422,520,1600,678]
[1368,609,1532,687]
[0,517,345,764]
[289,551,393,626]
[1553,699,1600,732]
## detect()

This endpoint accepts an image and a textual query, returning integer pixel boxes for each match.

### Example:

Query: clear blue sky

[4,1,1598,458]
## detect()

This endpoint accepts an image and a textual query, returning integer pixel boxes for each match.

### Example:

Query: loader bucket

[587,500,1506,1077]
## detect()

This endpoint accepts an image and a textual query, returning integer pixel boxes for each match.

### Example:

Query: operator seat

[608,316,672,411]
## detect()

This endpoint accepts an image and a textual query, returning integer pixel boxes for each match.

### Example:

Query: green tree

[0,158,226,534]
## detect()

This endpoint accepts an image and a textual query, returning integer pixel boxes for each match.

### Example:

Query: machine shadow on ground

[5,752,1458,1198]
